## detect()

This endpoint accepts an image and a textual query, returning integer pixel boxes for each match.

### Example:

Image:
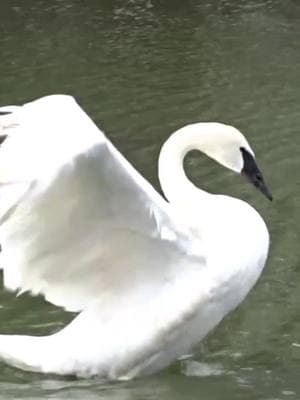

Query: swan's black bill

[240,147,273,201]
[0,111,11,115]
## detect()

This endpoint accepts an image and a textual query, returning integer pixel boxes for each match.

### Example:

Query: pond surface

[0,1,300,399]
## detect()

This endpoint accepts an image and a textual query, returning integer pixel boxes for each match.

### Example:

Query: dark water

[0,1,300,398]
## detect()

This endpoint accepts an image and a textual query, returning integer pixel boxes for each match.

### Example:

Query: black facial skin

[240,147,273,201]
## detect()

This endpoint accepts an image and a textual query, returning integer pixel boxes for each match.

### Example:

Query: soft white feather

[0,95,270,378]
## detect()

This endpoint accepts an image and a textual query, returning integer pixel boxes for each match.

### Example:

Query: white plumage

[0,95,270,379]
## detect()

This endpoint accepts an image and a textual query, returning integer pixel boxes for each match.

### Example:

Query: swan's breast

[200,196,269,313]
[177,195,269,318]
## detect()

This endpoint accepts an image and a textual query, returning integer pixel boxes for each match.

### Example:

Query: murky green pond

[0,0,299,398]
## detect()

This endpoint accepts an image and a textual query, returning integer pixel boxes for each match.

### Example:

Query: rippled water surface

[0,1,300,398]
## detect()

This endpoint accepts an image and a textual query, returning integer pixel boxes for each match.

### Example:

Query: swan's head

[181,122,273,201]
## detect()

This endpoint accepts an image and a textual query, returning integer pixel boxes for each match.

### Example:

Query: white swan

[0,95,272,379]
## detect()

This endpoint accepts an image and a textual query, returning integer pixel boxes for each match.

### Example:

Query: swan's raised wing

[0,95,203,312]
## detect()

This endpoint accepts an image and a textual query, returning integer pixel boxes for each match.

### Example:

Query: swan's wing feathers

[0,106,34,230]
[0,95,202,312]
[0,96,104,184]
[0,95,106,237]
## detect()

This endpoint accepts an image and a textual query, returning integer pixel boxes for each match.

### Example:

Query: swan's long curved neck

[158,125,212,204]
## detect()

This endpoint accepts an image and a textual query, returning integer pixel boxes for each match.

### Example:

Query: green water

[0,1,300,398]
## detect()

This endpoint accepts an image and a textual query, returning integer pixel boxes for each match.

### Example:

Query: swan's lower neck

[158,126,210,204]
